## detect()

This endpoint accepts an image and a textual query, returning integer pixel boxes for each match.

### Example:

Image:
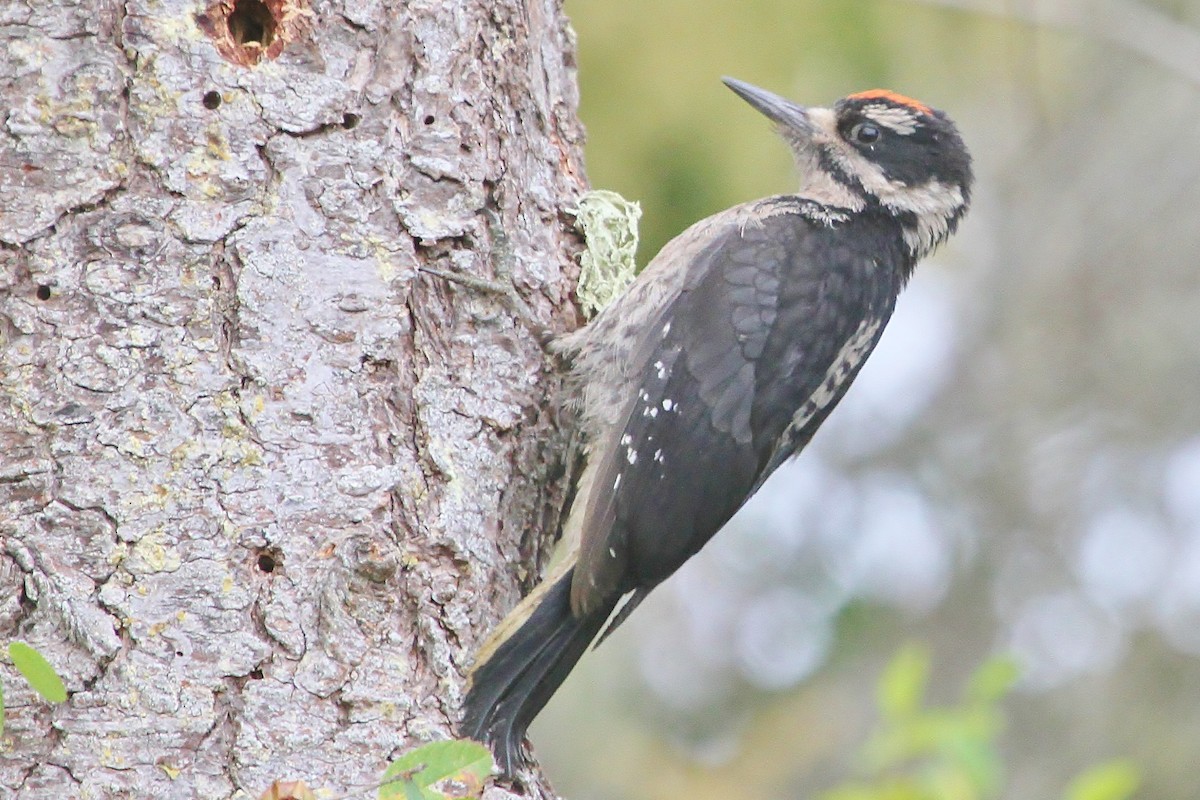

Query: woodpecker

[460,77,973,775]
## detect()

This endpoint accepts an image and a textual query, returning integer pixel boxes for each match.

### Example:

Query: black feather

[460,568,616,776]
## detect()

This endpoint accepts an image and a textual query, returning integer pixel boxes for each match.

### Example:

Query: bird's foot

[419,209,553,348]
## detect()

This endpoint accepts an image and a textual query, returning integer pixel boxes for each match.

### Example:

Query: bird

[459,76,973,776]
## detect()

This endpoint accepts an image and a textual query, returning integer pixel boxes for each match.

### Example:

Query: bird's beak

[722,77,814,136]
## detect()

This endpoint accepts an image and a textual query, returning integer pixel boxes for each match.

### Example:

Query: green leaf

[8,642,67,703]
[379,762,424,800]
[922,764,982,800]
[379,762,425,800]
[380,740,494,800]
[965,657,1019,704]
[936,734,1002,795]
[878,643,931,721]
[821,778,932,800]
[1064,760,1140,800]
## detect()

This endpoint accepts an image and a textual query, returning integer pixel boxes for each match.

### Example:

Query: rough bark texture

[0,0,586,797]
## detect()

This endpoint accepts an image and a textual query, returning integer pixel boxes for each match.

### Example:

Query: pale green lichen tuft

[571,190,641,317]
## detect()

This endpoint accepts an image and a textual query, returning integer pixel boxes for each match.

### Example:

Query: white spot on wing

[626,447,638,465]
[662,399,674,411]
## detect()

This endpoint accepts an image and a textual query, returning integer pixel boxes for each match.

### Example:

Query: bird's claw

[418,208,553,348]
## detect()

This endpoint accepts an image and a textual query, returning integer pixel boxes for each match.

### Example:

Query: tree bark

[0,0,585,797]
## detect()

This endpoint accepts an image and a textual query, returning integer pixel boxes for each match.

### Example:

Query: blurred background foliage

[533,0,1200,798]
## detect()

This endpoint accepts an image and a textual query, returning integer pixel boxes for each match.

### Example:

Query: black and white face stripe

[747,88,972,260]
[835,98,971,187]
[855,102,922,136]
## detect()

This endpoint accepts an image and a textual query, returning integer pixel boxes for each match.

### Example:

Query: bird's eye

[850,122,881,145]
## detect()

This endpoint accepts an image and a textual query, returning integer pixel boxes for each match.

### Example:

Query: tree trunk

[0,1,585,797]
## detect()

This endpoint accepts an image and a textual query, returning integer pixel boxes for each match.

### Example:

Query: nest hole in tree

[198,0,305,66]
[229,0,276,47]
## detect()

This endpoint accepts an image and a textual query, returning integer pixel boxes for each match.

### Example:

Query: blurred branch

[917,0,1200,86]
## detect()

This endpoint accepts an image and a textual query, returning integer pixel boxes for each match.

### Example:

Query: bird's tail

[460,566,614,775]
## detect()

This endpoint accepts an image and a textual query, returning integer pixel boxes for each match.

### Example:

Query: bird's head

[723,77,973,258]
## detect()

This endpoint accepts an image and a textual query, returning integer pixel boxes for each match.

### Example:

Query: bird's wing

[570,200,897,617]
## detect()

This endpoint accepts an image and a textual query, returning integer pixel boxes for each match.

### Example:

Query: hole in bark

[35,284,52,301]
[423,115,435,125]
[198,0,305,66]
[202,90,222,109]
[18,581,34,612]
[342,112,360,129]
[229,0,276,47]
[249,668,264,680]
[256,552,277,573]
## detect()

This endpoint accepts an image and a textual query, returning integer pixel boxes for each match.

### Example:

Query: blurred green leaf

[937,734,1001,796]
[878,643,930,721]
[8,642,66,703]
[824,645,1139,800]
[822,780,925,800]
[820,786,877,800]
[379,740,493,800]
[1064,760,1140,800]
[923,765,981,800]
[946,710,1001,793]
[965,657,1019,704]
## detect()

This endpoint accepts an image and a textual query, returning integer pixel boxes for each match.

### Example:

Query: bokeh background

[531,1,1200,797]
